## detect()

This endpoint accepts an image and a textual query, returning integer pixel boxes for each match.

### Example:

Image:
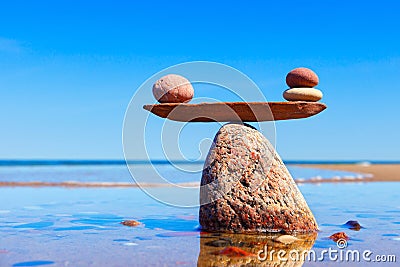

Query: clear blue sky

[0,1,399,160]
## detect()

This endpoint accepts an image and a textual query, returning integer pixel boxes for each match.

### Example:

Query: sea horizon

[0,159,399,166]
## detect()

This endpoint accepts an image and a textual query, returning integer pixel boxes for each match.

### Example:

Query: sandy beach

[300,164,400,182]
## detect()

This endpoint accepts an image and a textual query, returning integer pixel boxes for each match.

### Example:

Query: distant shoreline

[0,161,399,186]
[1,163,398,187]
[300,164,400,182]
[0,159,399,166]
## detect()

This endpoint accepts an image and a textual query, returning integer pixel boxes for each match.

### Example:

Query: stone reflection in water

[198,232,317,266]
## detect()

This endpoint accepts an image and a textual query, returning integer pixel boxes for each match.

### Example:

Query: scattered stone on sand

[199,123,318,233]
[152,74,194,103]
[286,67,319,88]
[212,246,256,257]
[344,220,363,230]
[329,232,349,242]
[275,234,300,245]
[121,220,141,227]
[283,88,323,102]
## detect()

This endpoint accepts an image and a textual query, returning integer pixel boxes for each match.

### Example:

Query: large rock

[199,123,318,233]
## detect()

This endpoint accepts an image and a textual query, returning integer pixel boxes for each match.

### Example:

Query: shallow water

[0,164,365,184]
[0,182,399,266]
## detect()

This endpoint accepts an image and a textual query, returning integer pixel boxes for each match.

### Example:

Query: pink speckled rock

[152,74,194,103]
[199,123,318,233]
[286,67,319,88]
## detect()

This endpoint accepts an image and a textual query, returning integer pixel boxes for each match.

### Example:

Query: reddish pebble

[213,246,255,257]
[121,220,141,227]
[286,67,319,88]
[344,220,362,230]
[152,74,194,103]
[329,232,349,242]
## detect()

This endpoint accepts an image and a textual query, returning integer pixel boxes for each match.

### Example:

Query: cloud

[0,37,25,53]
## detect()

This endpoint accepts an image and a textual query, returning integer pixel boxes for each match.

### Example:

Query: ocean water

[0,163,397,266]
[0,163,367,184]
[0,183,399,266]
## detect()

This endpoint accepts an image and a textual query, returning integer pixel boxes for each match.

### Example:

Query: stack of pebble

[283,67,323,102]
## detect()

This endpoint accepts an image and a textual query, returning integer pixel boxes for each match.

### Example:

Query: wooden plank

[143,102,326,122]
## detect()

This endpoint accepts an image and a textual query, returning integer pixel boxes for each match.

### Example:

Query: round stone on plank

[152,74,194,103]
[286,67,319,88]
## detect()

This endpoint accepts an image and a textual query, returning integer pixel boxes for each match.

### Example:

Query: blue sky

[0,1,399,160]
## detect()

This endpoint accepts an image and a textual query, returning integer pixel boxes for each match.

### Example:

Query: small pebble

[329,232,349,242]
[121,220,141,227]
[275,234,300,244]
[283,88,323,102]
[152,74,194,103]
[344,220,363,230]
[286,67,319,88]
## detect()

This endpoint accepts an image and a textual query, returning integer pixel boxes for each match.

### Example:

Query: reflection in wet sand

[198,232,317,266]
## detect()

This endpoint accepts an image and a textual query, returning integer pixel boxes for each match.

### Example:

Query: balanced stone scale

[144,68,326,233]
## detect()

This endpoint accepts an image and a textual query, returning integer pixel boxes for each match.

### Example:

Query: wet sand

[2,183,400,266]
[300,164,400,182]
